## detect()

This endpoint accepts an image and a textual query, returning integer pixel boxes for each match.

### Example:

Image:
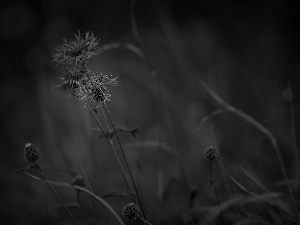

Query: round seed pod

[24,143,40,163]
[122,203,140,220]
[204,146,220,162]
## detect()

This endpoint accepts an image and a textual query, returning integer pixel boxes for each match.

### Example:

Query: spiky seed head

[71,175,85,187]
[52,30,100,66]
[122,203,140,220]
[24,143,40,163]
[204,146,220,162]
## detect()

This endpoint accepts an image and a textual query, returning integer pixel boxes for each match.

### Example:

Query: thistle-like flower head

[52,30,99,66]
[58,62,89,94]
[122,203,140,220]
[53,31,119,105]
[204,146,220,162]
[52,31,101,95]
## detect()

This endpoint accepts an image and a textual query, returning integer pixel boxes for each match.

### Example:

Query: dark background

[1,0,299,224]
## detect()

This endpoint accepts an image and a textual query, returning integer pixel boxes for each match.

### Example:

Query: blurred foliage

[1,0,300,224]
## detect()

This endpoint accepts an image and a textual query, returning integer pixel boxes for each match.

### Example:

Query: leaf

[92,125,139,139]
[102,187,137,200]
[229,176,255,195]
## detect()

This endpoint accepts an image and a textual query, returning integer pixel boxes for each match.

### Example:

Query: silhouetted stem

[209,162,224,225]
[86,103,131,189]
[102,102,147,220]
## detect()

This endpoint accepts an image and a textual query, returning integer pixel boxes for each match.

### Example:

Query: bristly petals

[52,30,100,66]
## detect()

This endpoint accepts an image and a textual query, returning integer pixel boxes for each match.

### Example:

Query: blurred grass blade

[79,162,94,192]
[99,43,146,59]
[229,176,255,195]
[243,192,281,204]
[240,167,269,192]
[233,218,269,225]
[196,109,226,134]
[193,196,246,225]
[124,141,193,190]
[193,192,281,225]
[24,172,125,225]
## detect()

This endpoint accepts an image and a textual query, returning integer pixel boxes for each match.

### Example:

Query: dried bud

[71,175,85,187]
[122,203,140,220]
[24,143,40,163]
[204,146,220,162]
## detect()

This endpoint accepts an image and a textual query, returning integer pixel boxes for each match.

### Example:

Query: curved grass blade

[229,176,255,195]
[23,172,125,225]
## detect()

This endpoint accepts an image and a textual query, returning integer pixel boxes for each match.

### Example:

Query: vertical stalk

[86,103,131,189]
[76,190,92,225]
[209,162,224,225]
[102,102,147,220]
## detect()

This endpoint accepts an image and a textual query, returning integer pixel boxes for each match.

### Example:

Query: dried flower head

[204,146,220,162]
[71,175,85,187]
[75,72,118,110]
[53,31,99,94]
[52,30,99,66]
[58,63,89,94]
[53,31,119,106]
[122,203,140,220]
[24,143,40,163]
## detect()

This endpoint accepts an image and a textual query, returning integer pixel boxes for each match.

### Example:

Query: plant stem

[76,190,93,225]
[40,171,79,225]
[102,102,147,220]
[86,103,131,189]
[209,162,224,225]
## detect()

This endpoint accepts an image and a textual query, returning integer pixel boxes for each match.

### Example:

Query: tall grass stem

[209,162,224,225]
